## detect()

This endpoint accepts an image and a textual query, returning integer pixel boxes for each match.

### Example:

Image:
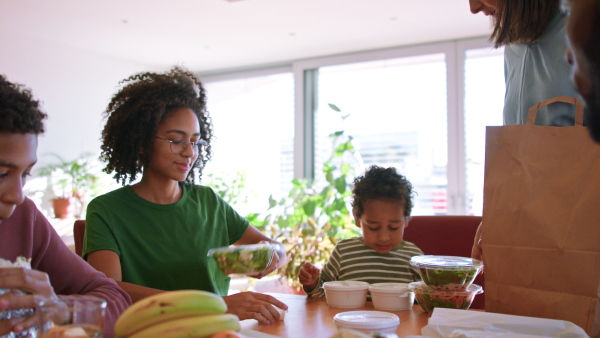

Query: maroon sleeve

[0,199,131,338]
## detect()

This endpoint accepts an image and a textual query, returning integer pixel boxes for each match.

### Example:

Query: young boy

[0,74,131,337]
[299,165,423,296]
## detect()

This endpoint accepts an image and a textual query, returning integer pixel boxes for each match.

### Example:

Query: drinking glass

[38,296,106,338]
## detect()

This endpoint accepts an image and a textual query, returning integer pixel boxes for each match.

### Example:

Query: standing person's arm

[471,221,484,261]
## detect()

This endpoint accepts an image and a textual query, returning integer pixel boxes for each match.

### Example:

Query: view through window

[315,54,448,215]
[203,73,295,215]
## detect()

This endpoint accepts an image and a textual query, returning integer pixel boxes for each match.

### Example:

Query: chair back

[403,215,485,309]
[73,220,86,257]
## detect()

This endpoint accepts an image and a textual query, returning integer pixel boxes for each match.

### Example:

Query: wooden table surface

[240,293,430,338]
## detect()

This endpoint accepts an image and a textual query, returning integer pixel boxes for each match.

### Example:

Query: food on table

[0,256,32,269]
[38,324,101,338]
[207,243,276,276]
[114,289,239,338]
[0,256,34,337]
[329,329,399,338]
[409,255,483,290]
[323,281,369,308]
[368,283,414,311]
[210,331,244,338]
[408,281,483,314]
[333,311,400,335]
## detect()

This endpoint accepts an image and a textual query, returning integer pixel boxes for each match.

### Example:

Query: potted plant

[38,152,104,219]
[246,104,363,292]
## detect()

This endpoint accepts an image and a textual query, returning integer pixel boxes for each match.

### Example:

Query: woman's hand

[246,241,286,279]
[0,268,58,335]
[298,262,320,292]
[471,222,484,274]
[222,291,287,325]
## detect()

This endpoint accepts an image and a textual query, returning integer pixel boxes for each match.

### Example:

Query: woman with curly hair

[0,74,131,338]
[298,165,423,296]
[83,66,288,324]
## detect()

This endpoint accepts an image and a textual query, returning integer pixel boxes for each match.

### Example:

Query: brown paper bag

[481,96,600,335]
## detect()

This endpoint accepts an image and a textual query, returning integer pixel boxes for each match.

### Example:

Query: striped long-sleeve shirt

[306,237,423,297]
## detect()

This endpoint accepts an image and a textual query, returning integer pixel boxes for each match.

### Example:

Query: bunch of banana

[114,289,241,338]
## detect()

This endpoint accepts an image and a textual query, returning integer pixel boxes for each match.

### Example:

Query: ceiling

[0,0,493,74]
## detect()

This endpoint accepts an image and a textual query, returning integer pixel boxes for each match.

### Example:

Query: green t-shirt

[82,182,249,296]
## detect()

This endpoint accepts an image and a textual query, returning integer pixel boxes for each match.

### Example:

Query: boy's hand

[298,262,320,291]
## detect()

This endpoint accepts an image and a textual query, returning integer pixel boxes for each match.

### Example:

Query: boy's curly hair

[351,165,414,218]
[0,74,47,134]
[101,66,213,185]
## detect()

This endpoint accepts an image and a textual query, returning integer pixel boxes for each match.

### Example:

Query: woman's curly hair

[0,74,47,134]
[101,66,213,185]
[351,165,415,218]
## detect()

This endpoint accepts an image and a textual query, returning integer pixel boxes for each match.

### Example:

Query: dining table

[239,293,430,338]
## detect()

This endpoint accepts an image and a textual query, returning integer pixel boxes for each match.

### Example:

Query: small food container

[408,281,483,314]
[323,281,369,308]
[368,283,414,311]
[333,311,400,334]
[409,255,483,290]
[207,243,276,276]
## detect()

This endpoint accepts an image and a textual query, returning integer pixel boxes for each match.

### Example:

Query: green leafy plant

[204,170,251,206]
[38,152,106,218]
[247,104,363,291]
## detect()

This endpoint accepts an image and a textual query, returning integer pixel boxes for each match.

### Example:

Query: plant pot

[52,198,72,218]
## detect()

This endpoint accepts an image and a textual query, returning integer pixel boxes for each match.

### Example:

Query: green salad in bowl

[409,255,483,290]
[208,244,276,276]
[408,281,483,314]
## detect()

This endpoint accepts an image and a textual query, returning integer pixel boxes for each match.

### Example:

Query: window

[203,70,294,214]
[201,37,504,216]
[315,54,448,215]
[463,46,504,215]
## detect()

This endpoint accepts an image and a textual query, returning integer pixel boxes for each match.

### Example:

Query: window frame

[201,36,496,215]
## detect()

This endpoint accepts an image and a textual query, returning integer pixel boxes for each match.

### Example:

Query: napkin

[418,308,589,338]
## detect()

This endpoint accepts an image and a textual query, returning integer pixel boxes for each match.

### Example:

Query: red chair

[403,215,485,309]
[73,220,86,257]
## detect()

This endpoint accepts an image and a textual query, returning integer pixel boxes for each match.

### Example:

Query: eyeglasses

[155,136,208,155]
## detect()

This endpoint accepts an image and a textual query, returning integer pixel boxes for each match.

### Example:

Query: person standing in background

[469,0,585,261]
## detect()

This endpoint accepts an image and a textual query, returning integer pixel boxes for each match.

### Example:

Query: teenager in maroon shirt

[0,74,131,337]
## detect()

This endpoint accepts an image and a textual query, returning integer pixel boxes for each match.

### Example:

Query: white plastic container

[333,311,400,334]
[323,281,369,308]
[368,283,414,311]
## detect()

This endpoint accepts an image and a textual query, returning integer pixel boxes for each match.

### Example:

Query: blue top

[503,12,581,126]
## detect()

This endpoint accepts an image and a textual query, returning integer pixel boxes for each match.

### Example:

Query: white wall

[1,30,166,168]
[0,30,166,216]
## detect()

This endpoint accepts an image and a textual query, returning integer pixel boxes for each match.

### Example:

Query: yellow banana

[114,290,227,337]
[127,313,241,338]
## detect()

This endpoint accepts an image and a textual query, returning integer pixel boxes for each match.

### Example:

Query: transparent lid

[323,281,369,291]
[207,243,276,276]
[368,283,410,293]
[408,281,484,295]
[334,311,400,329]
[409,255,483,270]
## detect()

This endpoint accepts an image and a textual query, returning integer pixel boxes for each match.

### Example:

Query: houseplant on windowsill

[37,152,104,219]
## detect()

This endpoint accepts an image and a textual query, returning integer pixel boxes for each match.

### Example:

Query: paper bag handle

[526,96,584,126]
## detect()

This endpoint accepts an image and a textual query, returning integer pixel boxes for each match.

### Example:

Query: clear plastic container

[368,283,414,311]
[323,281,369,308]
[207,243,276,276]
[408,281,483,314]
[333,311,400,334]
[409,255,483,290]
